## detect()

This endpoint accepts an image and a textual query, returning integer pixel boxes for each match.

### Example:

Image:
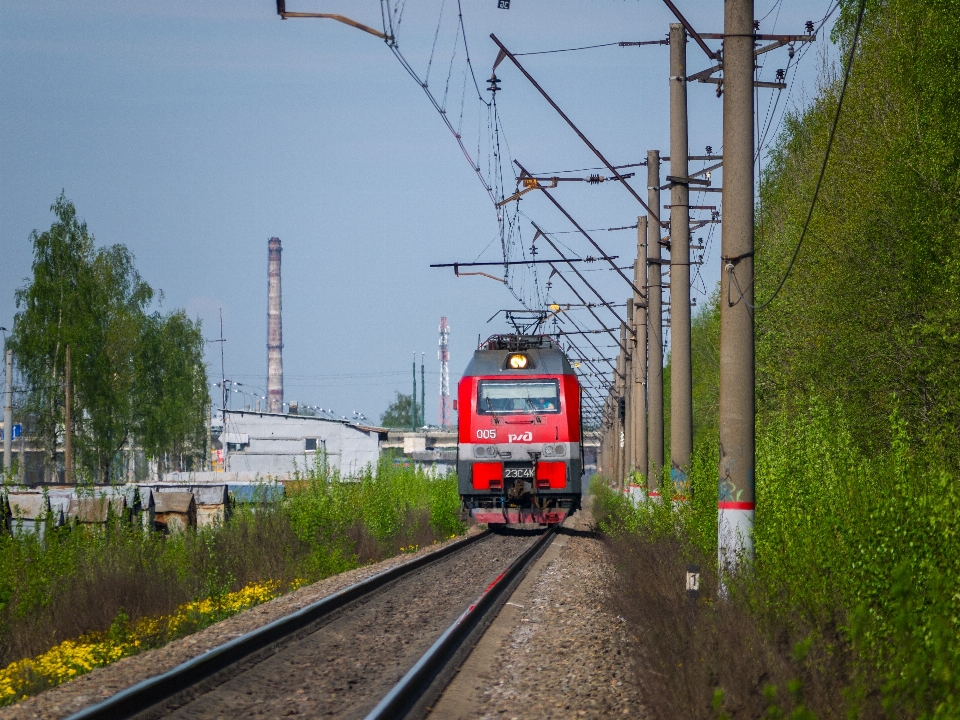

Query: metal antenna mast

[438,317,451,428]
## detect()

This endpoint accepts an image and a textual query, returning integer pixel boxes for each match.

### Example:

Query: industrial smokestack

[266,237,284,414]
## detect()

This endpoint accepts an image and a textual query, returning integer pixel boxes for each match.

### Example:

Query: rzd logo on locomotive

[508,431,533,443]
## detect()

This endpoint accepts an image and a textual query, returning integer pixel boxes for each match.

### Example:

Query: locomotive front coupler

[528,451,541,495]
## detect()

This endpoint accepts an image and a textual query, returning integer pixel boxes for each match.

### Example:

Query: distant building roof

[222,409,388,439]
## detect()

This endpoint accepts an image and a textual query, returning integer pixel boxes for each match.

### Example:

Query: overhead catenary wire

[491,35,665,226]
[378,0,540,310]
[517,162,646,298]
[513,38,668,56]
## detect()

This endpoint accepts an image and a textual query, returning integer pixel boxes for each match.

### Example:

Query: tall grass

[598,400,960,718]
[0,460,464,673]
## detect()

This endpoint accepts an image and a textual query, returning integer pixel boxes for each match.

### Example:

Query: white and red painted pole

[718,0,756,565]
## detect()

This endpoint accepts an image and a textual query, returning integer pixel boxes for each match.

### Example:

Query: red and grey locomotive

[457,334,582,524]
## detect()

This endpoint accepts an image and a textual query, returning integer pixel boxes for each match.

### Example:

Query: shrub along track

[67,529,548,720]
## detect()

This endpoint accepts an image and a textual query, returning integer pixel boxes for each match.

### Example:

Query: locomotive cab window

[478,380,561,414]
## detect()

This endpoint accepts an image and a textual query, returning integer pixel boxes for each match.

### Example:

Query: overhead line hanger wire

[533,222,633,327]
[733,0,867,311]
[514,37,668,56]
[543,259,625,357]
[516,161,646,299]
[491,35,666,228]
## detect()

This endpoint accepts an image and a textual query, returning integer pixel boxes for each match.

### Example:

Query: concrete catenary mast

[438,317,451,428]
[266,237,284,414]
[4,349,12,474]
[718,0,756,565]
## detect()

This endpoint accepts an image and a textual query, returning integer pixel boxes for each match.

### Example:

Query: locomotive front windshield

[477,380,561,414]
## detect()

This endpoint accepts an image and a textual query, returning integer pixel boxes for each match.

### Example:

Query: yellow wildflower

[0,580,283,707]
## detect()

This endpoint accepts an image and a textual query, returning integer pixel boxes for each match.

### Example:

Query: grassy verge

[0,580,286,704]
[596,400,960,719]
[0,460,465,706]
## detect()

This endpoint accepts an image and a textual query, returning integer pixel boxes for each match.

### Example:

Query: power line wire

[741,0,867,311]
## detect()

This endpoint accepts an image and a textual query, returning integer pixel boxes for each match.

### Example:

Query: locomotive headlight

[507,353,528,369]
[474,446,485,458]
[542,445,553,457]
[555,444,565,456]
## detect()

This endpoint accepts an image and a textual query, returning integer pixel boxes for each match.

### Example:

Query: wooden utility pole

[718,0,756,564]
[633,217,648,486]
[647,151,664,497]
[669,23,693,495]
[64,345,73,484]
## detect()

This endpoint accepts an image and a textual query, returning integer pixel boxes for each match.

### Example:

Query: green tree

[133,311,209,475]
[380,392,415,428]
[754,0,960,456]
[663,289,720,466]
[9,195,208,482]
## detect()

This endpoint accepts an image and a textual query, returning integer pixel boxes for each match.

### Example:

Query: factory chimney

[266,237,284,414]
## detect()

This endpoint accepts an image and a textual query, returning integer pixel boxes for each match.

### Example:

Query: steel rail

[364,526,558,720]
[66,531,492,720]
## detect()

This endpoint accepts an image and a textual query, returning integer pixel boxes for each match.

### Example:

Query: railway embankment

[430,509,645,720]
[0,527,486,720]
[0,464,466,712]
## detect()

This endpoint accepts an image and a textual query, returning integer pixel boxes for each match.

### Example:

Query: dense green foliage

[380,391,417,428]
[755,0,960,456]
[7,195,208,481]
[663,289,721,467]
[0,462,464,668]
[614,0,960,714]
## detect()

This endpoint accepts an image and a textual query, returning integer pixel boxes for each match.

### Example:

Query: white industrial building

[219,410,387,478]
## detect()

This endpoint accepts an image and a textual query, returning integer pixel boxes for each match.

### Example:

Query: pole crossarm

[491,36,666,227]
[547,265,626,356]
[561,313,619,375]
[660,0,719,59]
[660,161,722,189]
[275,1,387,39]
[534,224,637,328]
[685,35,814,82]
[517,161,647,299]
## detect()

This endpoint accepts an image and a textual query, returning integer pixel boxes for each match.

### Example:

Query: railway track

[66,526,556,720]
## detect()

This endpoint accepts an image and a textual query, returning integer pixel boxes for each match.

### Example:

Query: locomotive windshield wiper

[524,397,542,420]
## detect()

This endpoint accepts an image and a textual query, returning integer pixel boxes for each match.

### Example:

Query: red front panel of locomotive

[458,374,580,447]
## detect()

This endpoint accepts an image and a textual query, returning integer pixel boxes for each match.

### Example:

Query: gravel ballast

[429,510,647,720]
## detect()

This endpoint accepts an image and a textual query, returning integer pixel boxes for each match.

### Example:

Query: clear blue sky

[0,0,837,424]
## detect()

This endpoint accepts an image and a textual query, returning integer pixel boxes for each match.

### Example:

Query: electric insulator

[805,20,815,34]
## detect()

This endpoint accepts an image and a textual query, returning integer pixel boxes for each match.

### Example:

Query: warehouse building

[218,410,387,478]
